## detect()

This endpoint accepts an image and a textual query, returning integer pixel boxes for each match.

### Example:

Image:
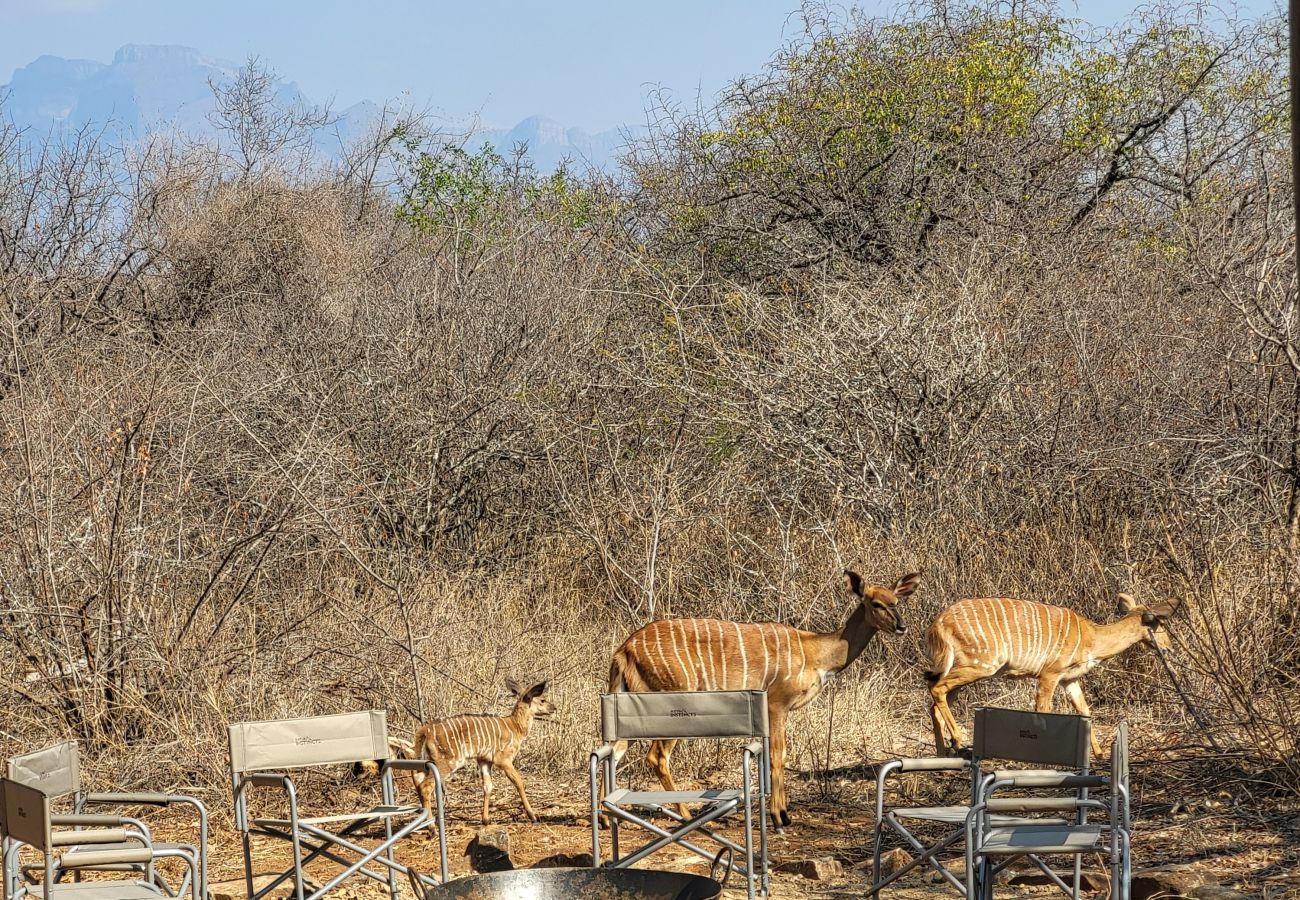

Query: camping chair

[228,709,448,900]
[589,690,770,900]
[1,776,200,899]
[871,707,1097,897]
[4,741,206,900]
[966,719,1129,900]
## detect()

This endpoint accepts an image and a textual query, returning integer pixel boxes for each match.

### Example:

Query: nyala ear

[1149,600,1177,619]
[505,677,524,698]
[524,680,549,701]
[892,572,922,600]
[844,569,867,597]
[1116,593,1138,616]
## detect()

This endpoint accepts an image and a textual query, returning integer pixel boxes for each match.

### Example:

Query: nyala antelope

[411,678,554,824]
[608,570,921,827]
[926,593,1176,757]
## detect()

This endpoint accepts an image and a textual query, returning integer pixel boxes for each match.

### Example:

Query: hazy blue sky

[1,0,1282,130]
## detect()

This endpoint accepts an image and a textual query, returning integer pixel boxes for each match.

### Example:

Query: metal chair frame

[229,710,448,900]
[4,742,206,900]
[965,720,1130,900]
[871,707,1099,898]
[2,777,200,900]
[589,690,771,900]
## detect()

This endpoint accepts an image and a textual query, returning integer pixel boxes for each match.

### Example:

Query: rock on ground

[775,856,844,881]
[1132,864,1251,900]
[466,825,514,873]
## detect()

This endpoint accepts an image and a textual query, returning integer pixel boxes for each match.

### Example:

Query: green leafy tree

[626,1,1284,280]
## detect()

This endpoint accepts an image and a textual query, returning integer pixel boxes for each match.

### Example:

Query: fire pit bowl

[413,867,723,900]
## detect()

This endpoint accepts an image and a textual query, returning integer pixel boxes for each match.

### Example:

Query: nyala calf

[412,678,554,824]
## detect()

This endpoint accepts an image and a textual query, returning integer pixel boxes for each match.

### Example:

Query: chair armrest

[743,739,764,759]
[590,744,615,763]
[384,759,438,776]
[898,757,972,773]
[82,791,173,806]
[50,828,135,847]
[384,759,444,786]
[986,797,1109,814]
[51,814,132,827]
[988,768,1066,782]
[242,773,295,790]
[875,756,974,821]
[52,818,152,846]
[59,848,153,868]
[874,757,969,808]
[991,772,1108,790]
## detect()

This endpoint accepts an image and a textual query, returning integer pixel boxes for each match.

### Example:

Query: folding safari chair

[1,776,200,899]
[966,719,1129,900]
[229,709,448,900]
[4,741,206,900]
[589,690,770,900]
[871,707,1098,897]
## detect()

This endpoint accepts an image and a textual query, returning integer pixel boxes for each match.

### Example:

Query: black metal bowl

[416,867,722,900]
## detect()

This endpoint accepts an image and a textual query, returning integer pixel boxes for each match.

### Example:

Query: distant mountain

[0,45,635,171]
[4,45,240,137]
[479,115,633,172]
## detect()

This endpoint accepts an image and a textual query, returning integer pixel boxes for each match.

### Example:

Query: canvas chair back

[871,709,1096,899]
[600,690,770,742]
[6,742,80,800]
[228,710,390,775]
[973,708,1091,770]
[0,779,52,852]
[593,690,770,899]
[228,709,448,896]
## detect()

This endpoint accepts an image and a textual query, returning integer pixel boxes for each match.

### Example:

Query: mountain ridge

[1,44,634,170]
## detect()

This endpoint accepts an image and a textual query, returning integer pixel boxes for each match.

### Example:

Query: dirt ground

[189,761,1300,900]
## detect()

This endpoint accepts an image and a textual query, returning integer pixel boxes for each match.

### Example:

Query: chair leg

[871,822,883,895]
[589,754,602,867]
[241,831,256,900]
[743,764,756,900]
[381,770,399,900]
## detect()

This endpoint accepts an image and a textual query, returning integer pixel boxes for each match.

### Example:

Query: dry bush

[1,1,1297,806]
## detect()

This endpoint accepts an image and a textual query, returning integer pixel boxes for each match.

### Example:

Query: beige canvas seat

[966,719,1130,900]
[228,709,448,900]
[1,777,196,900]
[589,690,770,900]
[871,708,1105,898]
[4,742,206,900]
